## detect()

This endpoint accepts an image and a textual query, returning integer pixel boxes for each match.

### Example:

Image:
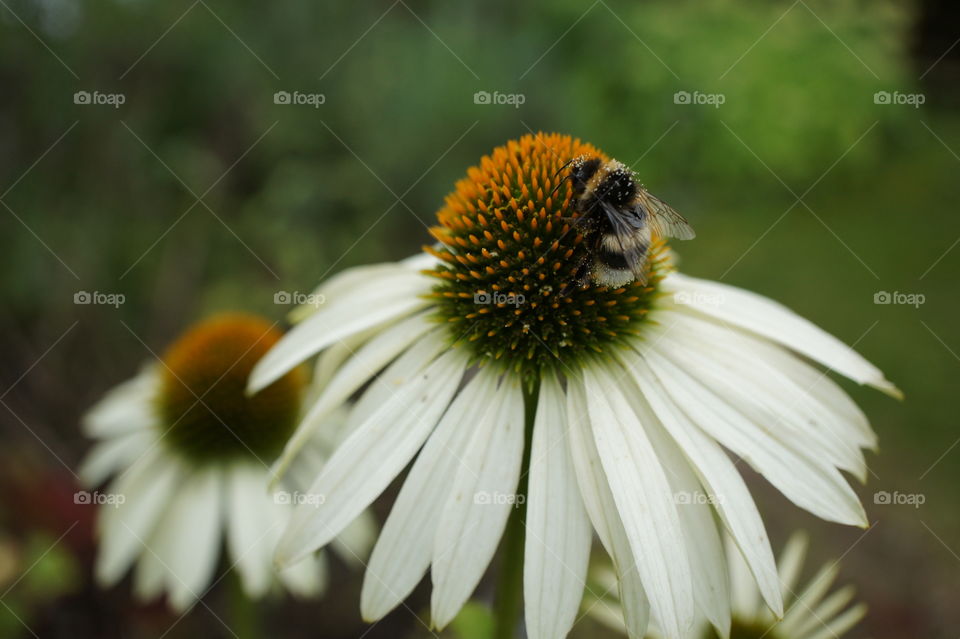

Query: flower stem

[229,571,260,639]
[492,380,539,639]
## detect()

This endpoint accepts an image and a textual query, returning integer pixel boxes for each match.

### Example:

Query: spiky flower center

[157,313,304,463]
[425,132,670,384]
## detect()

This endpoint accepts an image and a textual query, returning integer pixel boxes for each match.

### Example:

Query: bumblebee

[560,155,695,291]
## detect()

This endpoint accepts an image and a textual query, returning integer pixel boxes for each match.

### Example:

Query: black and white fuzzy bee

[559,155,695,291]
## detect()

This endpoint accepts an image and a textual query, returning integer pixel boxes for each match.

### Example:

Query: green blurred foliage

[1,0,958,637]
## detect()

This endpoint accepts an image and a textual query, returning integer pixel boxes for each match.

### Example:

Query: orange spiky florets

[424,133,670,382]
[158,313,305,462]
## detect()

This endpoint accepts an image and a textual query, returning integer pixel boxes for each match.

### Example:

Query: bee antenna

[553,158,576,178]
[550,157,577,198]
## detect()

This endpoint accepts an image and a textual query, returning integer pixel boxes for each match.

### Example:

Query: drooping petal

[583,365,694,639]
[79,429,153,487]
[431,375,525,630]
[662,273,900,398]
[95,450,182,586]
[248,270,431,393]
[620,349,782,618]
[361,368,498,621]
[615,378,731,638]
[270,313,436,484]
[278,550,326,597]
[82,367,159,439]
[654,313,868,481]
[227,462,284,598]
[291,261,425,323]
[152,467,224,611]
[566,376,650,639]
[644,348,867,527]
[332,509,377,566]
[524,372,592,639]
[276,341,466,567]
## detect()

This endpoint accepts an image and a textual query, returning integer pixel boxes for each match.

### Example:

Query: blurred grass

[1,0,958,637]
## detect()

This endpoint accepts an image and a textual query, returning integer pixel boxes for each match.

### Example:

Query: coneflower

[81,313,373,611]
[248,133,898,639]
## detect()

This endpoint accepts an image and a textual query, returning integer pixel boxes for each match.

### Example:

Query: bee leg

[560,258,592,296]
[558,215,591,229]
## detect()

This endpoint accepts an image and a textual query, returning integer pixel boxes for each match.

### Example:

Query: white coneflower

[247,133,898,639]
[80,313,373,612]
[588,532,867,639]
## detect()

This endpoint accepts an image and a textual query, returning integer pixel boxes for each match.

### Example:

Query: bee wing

[635,190,696,240]
[600,201,649,285]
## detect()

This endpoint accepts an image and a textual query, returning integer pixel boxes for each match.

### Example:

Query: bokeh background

[1,0,958,637]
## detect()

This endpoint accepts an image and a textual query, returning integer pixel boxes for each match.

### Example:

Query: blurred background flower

[1,0,958,637]
[79,313,374,612]
[586,532,867,639]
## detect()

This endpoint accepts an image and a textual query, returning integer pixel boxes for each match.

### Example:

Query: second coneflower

[248,133,898,639]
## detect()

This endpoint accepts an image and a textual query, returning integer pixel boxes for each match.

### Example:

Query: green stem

[492,380,540,639]
[229,570,260,639]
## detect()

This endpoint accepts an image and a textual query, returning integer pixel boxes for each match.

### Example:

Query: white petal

[95,450,182,586]
[79,429,153,487]
[270,313,435,484]
[132,525,168,601]
[248,272,431,393]
[279,551,327,597]
[644,348,867,527]
[583,366,694,639]
[342,329,447,431]
[276,342,466,566]
[795,585,856,636]
[290,262,417,323]
[361,368,498,621]
[227,463,284,598]
[156,468,224,611]
[83,367,159,439]
[621,349,782,618]
[332,509,378,567]
[804,603,867,639]
[655,314,868,480]
[661,310,877,451]
[566,376,650,639]
[304,326,378,402]
[662,273,900,397]
[780,563,838,631]
[524,372,592,639]
[724,534,762,622]
[777,532,809,599]
[431,375,525,630]
[617,379,730,637]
